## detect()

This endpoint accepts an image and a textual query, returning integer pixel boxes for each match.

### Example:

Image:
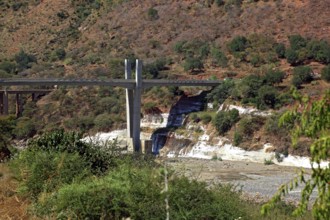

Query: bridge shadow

[151,91,208,154]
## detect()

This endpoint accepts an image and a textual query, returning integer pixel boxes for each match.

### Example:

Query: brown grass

[0,164,32,220]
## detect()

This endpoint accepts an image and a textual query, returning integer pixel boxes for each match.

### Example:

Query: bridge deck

[0,89,52,94]
[0,78,220,88]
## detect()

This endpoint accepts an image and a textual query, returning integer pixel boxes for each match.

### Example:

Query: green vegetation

[291,66,313,88]
[262,89,330,219]
[321,65,330,82]
[147,7,159,20]
[9,129,255,219]
[213,109,239,135]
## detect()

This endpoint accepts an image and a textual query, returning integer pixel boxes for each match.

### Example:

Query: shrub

[94,113,113,131]
[27,129,120,174]
[257,85,279,109]
[237,115,264,138]
[321,65,330,82]
[10,150,91,199]
[285,48,300,65]
[34,160,250,219]
[291,66,313,88]
[233,131,243,146]
[213,109,239,135]
[201,114,212,124]
[207,79,235,104]
[288,34,307,51]
[0,60,16,74]
[183,57,204,72]
[306,40,330,64]
[264,69,285,85]
[210,47,228,67]
[14,50,37,71]
[228,36,248,53]
[275,43,286,58]
[173,40,187,54]
[147,7,159,20]
[215,0,225,6]
[264,159,274,165]
[13,117,37,139]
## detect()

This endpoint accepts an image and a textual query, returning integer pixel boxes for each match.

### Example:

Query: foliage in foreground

[10,129,250,219]
[262,89,330,219]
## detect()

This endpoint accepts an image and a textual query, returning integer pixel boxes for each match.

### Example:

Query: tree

[228,36,248,53]
[291,66,313,88]
[262,89,330,219]
[288,35,307,51]
[147,7,159,20]
[285,48,300,65]
[14,49,37,71]
[213,109,239,135]
[321,65,330,82]
[264,69,285,85]
[183,57,204,73]
[275,43,286,58]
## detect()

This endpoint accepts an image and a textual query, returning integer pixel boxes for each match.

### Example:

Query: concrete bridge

[0,89,51,117]
[0,60,221,152]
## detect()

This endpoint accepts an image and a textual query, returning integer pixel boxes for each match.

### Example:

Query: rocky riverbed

[166,158,314,204]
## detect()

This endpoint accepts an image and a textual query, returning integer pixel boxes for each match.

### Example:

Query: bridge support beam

[0,92,3,114]
[2,90,9,115]
[125,60,134,151]
[132,60,142,152]
[15,93,22,118]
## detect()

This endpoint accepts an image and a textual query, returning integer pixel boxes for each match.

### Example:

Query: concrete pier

[132,60,142,152]
[125,60,134,151]
[2,90,8,115]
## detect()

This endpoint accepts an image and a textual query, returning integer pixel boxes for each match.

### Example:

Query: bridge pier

[125,60,134,151]
[132,60,142,152]
[1,90,9,115]
[15,93,22,118]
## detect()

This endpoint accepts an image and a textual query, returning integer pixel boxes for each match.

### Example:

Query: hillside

[0,0,329,148]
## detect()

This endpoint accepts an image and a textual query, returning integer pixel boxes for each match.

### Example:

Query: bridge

[0,89,52,117]
[0,60,221,152]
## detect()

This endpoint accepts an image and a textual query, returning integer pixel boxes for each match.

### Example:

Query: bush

[0,60,16,74]
[228,36,248,53]
[13,117,37,139]
[10,150,91,199]
[34,161,249,219]
[215,0,225,6]
[257,85,279,109]
[306,40,330,64]
[147,7,159,20]
[213,109,239,135]
[288,35,307,51]
[94,113,113,131]
[291,66,313,88]
[237,115,264,138]
[27,129,120,174]
[14,50,37,71]
[210,47,228,67]
[207,79,235,104]
[183,57,204,72]
[275,43,286,58]
[201,114,212,124]
[264,69,285,85]
[285,48,300,65]
[321,65,330,82]
[233,131,243,146]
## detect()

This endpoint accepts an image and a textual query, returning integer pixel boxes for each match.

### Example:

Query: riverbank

[166,157,313,204]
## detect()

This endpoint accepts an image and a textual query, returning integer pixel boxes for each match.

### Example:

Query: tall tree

[262,89,330,219]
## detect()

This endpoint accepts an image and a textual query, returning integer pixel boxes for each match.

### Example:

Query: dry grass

[0,164,32,220]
